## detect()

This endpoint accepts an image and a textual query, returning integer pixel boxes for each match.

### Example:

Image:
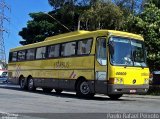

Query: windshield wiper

[124,64,128,68]
[123,58,133,68]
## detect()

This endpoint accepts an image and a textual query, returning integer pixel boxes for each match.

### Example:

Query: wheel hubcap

[20,79,25,88]
[80,82,90,95]
[29,79,34,89]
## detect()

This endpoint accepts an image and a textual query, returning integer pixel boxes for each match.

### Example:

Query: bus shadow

[0,84,135,101]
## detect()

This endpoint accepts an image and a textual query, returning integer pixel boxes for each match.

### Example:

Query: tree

[124,4,160,70]
[19,5,90,45]
[20,0,123,45]
[80,0,123,30]
[20,0,90,45]
[113,0,144,15]
[19,12,66,45]
[144,0,160,8]
[48,0,77,9]
[18,0,132,45]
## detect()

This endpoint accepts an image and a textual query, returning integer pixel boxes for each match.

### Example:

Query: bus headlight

[114,78,119,84]
[119,78,123,84]
[144,78,149,84]
[109,78,124,84]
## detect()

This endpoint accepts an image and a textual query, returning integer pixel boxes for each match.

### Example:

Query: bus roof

[107,30,143,40]
[45,30,143,41]
[45,30,91,41]
[10,30,144,52]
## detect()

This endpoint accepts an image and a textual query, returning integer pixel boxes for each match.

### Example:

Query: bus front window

[109,37,133,66]
[131,40,147,67]
[109,37,147,67]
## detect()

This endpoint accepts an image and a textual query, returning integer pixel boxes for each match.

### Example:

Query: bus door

[95,37,108,94]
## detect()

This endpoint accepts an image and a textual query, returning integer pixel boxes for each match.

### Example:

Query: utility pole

[0,0,9,67]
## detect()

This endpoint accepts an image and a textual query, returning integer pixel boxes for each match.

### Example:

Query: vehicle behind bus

[0,63,8,83]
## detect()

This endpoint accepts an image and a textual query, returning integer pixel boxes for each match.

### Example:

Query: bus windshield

[109,37,147,67]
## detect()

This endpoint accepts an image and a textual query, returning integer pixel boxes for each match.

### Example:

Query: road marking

[0,111,19,119]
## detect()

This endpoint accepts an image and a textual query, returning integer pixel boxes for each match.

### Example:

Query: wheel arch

[27,75,32,79]
[19,75,33,85]
[26,75,33,83]
[75,76,86,91]
[18,75,24,85]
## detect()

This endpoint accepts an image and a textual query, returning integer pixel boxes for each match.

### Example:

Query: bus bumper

[107,84,149,94]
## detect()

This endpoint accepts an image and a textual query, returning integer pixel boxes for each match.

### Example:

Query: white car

[0,70,8,83]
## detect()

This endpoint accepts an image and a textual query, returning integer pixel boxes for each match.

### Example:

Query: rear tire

[43,88,53,93]
[76,80,94,98]
[19,77,27,90]
[27,77,35,91]
[108,94,123,100]
[55,89,63,94]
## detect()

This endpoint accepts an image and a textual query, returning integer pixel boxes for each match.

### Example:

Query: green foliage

[145,0,160,8]
[19,0,160,71]
[19,0,123,45]
[124,4,160,70]
[48,0,77,9]
[19,12,57,45]
[114,0,143,15]
[80,0,123,30]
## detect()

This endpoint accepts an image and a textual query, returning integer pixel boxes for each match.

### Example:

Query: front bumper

[0,77,8,82]
[108,84,149,94]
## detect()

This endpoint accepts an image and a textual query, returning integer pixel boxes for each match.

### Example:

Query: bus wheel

[20,77,27,90]
[76,80,94,98]
[108,94,123,100]
[55,89,63,94]
[43,88,53,93]
[28,77,35,91]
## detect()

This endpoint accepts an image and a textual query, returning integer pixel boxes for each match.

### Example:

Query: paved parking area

[0,83,160,119]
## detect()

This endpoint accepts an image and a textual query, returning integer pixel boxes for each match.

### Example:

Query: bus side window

[96,38,107,65]
[12,52,17,62]
[61,42,76,56]
[9,52,12,62]
[77,39,92,55]
[36,47,46,59]
[17,50,26,61]
[48,44,60,58]
[26,48,35,60]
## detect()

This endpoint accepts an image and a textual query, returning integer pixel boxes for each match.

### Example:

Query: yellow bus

[8,30,149,99]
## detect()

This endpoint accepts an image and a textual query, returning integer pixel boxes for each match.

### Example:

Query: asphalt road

[0,83,160,119]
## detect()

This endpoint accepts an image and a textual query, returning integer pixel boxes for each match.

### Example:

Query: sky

[4,0,52,61]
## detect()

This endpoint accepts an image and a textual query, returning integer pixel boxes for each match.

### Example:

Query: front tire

[27,77,35,91]
[108,94,123,100]
[76,80,94,98]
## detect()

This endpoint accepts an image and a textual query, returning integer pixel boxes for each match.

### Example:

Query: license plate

[130,90,136,93]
